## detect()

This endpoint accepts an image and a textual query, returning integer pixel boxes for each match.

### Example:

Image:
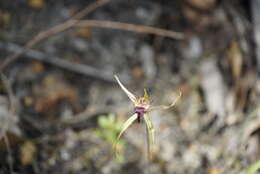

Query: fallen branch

[0,0,185,73]
[75,19,184,40]
[0,0,112,71]
[0,42,118,83]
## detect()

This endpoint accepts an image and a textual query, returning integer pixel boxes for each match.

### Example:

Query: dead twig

[75,19,184,40]
[0,42,118,83]
[0,0,112,71]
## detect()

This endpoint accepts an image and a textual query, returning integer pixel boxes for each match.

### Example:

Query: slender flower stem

[144,123,150,174]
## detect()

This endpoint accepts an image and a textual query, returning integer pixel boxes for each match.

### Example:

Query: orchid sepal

[113,113,138,154]
[114,75,137,104]
[148,91,181,111]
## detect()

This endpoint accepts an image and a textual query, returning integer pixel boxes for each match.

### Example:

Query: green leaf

[98,116,108,128]
[245,160,260,174]
[108,114,115,124]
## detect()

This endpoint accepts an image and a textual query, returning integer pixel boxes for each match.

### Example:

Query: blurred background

[0,0,259,173]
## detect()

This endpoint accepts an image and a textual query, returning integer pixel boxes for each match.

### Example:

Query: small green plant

[244,160,260,174]
[95,113,126,162]
[114,75,181,159]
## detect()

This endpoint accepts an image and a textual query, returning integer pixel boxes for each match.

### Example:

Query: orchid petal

[144,113,155,160]
[149,91,181,111]
[114,75,137,103]
[144,113,155,145]
[113,113,138,153]
[143,88,149,100]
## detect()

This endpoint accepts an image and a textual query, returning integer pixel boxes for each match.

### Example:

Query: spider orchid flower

[113,75,181,158]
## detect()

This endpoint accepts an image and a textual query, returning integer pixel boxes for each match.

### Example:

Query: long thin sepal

[149,91,182,111]
[143,113,155,159]
[113,113,138,154]
[114,75,137,104]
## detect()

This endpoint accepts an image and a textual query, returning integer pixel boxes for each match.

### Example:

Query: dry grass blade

[0,0,112,71]
[76,20,184,40]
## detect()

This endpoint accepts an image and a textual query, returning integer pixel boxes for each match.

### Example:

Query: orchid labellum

[114,75,181,159]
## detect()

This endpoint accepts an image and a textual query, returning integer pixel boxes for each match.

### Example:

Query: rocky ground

[0,0,259,174]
